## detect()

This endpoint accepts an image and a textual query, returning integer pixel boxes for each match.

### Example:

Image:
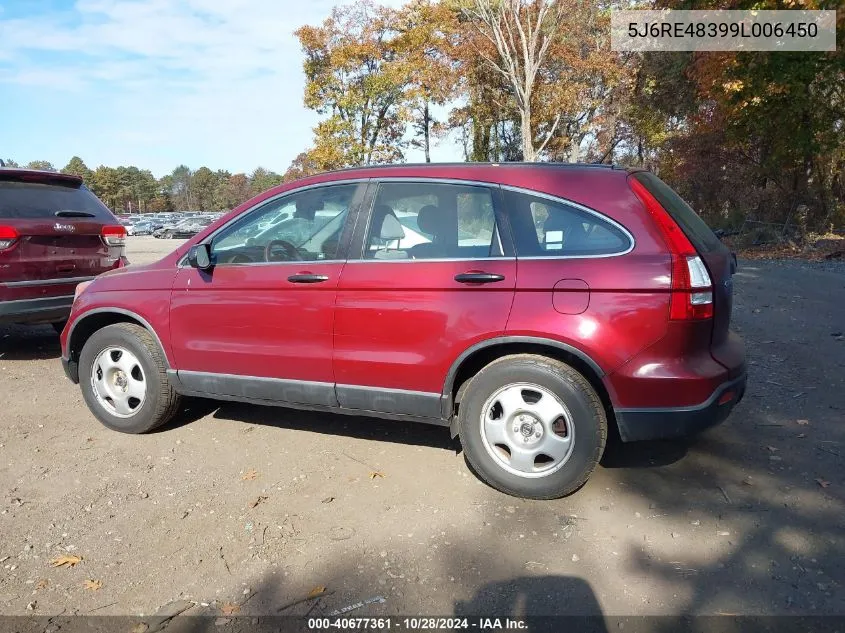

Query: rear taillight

[101,225,127,247]
[0,226,20,251]
[629,178,713,320]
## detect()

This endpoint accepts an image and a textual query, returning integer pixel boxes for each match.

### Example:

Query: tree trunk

[423,102,431,163]
[521,103,535,162]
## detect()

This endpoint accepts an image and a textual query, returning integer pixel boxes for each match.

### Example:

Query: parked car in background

[0,167,127,330]
[154,217,214,239]
[127,220,162,236]
[60,163,745,499]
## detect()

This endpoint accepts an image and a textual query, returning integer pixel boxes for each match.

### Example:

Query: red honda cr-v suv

[59,163,746,499]
[1,167,127,330]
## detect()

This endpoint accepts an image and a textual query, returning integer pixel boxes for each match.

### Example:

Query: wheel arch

[442,337,616,437]
[65,308,170,383]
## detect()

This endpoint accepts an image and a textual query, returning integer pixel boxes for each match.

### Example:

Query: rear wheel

[78,323,181,433]
[458,354,606,499]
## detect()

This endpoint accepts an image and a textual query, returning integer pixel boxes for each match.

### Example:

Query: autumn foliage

[292,0,843,235]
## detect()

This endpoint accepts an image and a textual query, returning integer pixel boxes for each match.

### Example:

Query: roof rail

[316,161,619,177]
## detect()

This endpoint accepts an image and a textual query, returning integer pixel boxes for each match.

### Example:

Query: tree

[295,0,408,167]
[170,165,193,211]
[283,151,321,182]
[61,156,93,182]
[90,166,121,210]
[136,169,158,213]
[395,0,460,162]
[214,173,251,210]
[3,159,19,167]
[25,160,56,171]
[191,166,219,211]
[249,168,283,195]
[464,0,565,162]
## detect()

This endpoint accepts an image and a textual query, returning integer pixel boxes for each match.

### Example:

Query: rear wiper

[54,210,96,218]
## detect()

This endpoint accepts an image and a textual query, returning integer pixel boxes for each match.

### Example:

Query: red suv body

[59,164,746,499]
[0,168,127,328]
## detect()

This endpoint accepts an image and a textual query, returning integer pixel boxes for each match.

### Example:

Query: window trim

[500,184,635,260]
[349,177,513,263]
[178,178,368,268]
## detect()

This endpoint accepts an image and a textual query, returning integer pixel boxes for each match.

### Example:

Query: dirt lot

[1,236,843,618]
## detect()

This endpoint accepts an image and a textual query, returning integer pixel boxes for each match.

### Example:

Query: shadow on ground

[0,324,61,361]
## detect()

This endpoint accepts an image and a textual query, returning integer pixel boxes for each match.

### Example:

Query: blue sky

[0,0,462,177]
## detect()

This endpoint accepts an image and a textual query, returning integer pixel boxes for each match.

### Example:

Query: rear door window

[364,182,502,260]
[631,172,723,253]
[502,188,631,257]
[0,180,114,221]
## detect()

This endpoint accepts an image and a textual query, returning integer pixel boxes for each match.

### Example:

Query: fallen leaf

[816,479,831,488]
[369,471,385,479]
[797,433,806,439]
[130,623,149,633]
[50,555,82,568]
[35,579,48,590]
[220,602,241,616]
[241,469,258,481]
[742,477,754,486]
[249,495,268,509]
[83,579,103,591]
[766,446,779,453]
[797,419,810,426]
[321,496,335,504]
[307,586,327,599]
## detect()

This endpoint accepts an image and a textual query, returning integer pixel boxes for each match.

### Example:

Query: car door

[333,179,516,419]
[169,181,366,407]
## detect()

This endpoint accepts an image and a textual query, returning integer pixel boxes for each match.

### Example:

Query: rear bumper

[0,295,74,325]
[614,373,747,442]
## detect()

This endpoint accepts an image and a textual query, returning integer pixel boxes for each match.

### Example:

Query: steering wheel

[265,239,302,262]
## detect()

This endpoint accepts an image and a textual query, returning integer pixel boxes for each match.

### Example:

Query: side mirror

[188,243,213,270]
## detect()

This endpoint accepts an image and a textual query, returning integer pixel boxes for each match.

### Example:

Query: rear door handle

[287,273,329,284]
[454,272,505,284]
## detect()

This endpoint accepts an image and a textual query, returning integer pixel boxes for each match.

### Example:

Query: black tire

[458,354,607,499]
[78,323,181,434]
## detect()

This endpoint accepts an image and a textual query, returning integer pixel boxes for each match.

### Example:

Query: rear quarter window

[502,188,632,257]
[631,172,723,253]
[0,180,115,221]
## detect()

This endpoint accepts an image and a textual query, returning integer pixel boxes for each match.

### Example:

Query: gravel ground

[0,237,843,619]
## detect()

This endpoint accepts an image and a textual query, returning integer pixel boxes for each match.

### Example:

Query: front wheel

[458,354,607,499]
[78,323,181,433]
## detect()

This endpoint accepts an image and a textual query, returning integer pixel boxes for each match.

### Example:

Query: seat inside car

[409,204,456,259]
[370,204,409,259]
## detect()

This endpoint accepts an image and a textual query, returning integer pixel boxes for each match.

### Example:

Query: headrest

[417,205,446,236]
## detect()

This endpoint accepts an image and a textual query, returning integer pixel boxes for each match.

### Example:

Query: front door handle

[287,273,329,284]
[454,272,505,284]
